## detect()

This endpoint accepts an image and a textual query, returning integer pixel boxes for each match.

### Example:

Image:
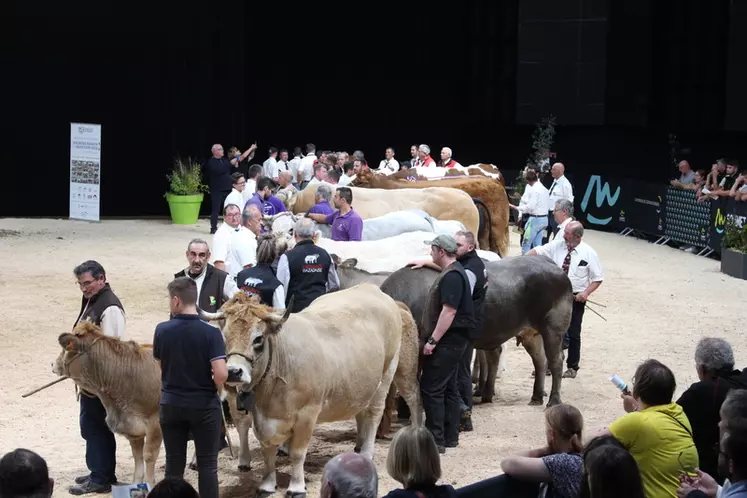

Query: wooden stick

[22,376,70,398]
[586,299,607,308]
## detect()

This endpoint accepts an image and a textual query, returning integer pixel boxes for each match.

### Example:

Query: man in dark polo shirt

[276,217,340,313]
[420,235,476,454]
[205,143,256,234]
[154,277,228,498]
[174,238,238,315]
[70,260,125,495]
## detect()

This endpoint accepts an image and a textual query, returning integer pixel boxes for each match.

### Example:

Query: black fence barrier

[664,188,712,248]
[710,198,747,254]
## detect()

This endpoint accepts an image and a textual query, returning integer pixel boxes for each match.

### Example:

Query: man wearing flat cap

[419,234,476,454]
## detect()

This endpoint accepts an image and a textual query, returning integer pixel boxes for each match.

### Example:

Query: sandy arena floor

[1,217,745,497]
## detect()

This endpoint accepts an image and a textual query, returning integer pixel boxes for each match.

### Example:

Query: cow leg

[480,347,502,403]
[539,326,565,407]
[471,349,480,385]
[286,408,321,498]
[257,440,280,498]
[144,419,162,485]
[358,357,398,458]
[524,332,548,406]
[236,412,253,471]
[473,350,488,399]
[129,436,146,485]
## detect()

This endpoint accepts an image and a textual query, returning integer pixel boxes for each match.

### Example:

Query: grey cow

[379,255,572,407]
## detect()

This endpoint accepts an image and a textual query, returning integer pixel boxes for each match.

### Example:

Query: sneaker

[562,368,578,379]
[74,475,90,485]
[69,480,111,495]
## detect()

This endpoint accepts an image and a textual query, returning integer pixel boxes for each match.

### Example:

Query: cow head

[200,292,292,391]
[53,321,102,378]
[331,254,358,269]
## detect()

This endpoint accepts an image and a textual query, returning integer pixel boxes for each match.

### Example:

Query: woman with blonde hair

[235,232,287,310]
[383,426,456,498]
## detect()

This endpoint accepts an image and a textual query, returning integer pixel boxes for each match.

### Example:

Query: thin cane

[584,302,607,322]
[586,299,606,308]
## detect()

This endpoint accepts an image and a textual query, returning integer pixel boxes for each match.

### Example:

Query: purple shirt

[325,209,363,241]
[308,202,335,216]
[244,193,264,214]
[262,195,287,216]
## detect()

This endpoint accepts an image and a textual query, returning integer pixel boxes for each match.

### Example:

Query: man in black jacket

[70,260,125,495]
[677,337,747,483]
[174,238,238,314]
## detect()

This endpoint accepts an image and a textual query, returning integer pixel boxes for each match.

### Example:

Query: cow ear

[331,253,341,265]
[340,258,358,268]
[59,333,81,352]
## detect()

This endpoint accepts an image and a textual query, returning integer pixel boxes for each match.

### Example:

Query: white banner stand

[69,122,102,221]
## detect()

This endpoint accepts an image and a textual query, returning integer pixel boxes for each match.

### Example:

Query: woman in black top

[153,277,228,498]
[236,232,286,309]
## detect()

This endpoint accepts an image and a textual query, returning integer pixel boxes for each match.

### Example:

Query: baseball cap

[424,234,457,253]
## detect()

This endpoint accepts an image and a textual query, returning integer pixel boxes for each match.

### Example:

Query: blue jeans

[80,394,117,485]
[521,215,549,254]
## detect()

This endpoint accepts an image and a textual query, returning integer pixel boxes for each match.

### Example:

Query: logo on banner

[714,208,726,234]
[78,125,95,134]
[580,176,621,225]
[619,210,626,223]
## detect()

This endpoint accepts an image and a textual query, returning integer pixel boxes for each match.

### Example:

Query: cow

[197,287,421,498]
[53,321,162,485]
[390,164,504,182]
[351,168,510,257]
[284,182,480,237]
[379,255,572,406]
[331,255,392,290]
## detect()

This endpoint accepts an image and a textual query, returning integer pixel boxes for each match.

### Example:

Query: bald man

[438,147,461,168]
[546,162,574,242]
[204,143,256,234]
[320,453,378,498]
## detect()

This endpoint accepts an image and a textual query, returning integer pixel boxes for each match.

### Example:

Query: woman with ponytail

[499,403,585,498]
[235,232,287,310]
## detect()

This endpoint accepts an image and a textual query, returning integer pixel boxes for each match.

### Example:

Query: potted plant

[165,156,208,225]
[720,218,747,280]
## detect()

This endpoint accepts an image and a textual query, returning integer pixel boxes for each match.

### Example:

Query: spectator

[327,168,341,184]
[729,170,747,202]
[509,169,550,254]
[227,144,257,177]
[594,359,698,498]
[288,147,303,188]
[677,338,747,482]
[320,453,378,498]
[308,183,335,216]
[0,448,54,498]
[704,160,728,194]
[307,187,363,242]
[309,163,329,186]
[263,147,279,180]
[339,162,355,186]
[578,435,631,498]
[583,442,645,498]
[671,160,696,187]
[298,143,317,189]
[500,404,585,498]
[224,172,247,213]
[714,159,739,197]
[256,177,287,216]
[379,147,399,173]
[147,477,199,498]
[243,164,263,203]
[383,426,456,498]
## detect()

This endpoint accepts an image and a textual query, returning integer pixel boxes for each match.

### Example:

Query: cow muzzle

[226,355,253,386]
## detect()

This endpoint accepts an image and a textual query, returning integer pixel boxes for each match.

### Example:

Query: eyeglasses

[76,280,97,288]
[225,212,241,218]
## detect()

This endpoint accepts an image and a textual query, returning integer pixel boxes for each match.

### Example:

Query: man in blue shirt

[153,277,228,498]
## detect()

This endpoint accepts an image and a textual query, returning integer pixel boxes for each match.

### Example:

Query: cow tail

[377,383,397,439]
[472,198,497,257]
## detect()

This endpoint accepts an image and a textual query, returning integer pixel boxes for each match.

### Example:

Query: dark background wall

[4,0,745,217]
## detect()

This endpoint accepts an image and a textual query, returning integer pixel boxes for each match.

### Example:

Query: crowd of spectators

[670,158,746,202]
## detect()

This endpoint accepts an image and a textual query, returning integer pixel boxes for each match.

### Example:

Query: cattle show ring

[1,158,744,498]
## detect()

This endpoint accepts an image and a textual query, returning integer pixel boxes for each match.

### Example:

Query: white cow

[393,164,502,181]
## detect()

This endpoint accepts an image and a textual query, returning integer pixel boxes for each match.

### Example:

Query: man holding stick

[70,260,125,495]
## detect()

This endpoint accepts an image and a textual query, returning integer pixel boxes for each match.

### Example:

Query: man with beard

[256,177,287,216]
[408,231,487,432]
[306,187,363,241]
[174,238,238,315]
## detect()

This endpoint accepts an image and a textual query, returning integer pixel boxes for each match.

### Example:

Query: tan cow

[53,321,162,485]
[283,182,480,236]
[199,286,421,498]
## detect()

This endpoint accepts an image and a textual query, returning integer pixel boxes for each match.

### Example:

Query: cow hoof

[481,396,493,404]
[286,491,306,498]
[546,396,562,408]
[528,398,543,406]
[238,464,251,472]
[353,446,361,453]
[256,489,275,498]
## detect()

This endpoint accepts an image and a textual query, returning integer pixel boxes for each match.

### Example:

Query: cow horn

[197,307,224,322]
[281,296,294,324]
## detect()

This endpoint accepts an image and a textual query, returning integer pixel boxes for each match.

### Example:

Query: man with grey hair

[415,144,436,168]
[320,452,377,498]
[276,218,339,312]
[548,198,574,245]
[175,238,238,315]
[438,147,461,168]
[308,183,335,216]
[546,162,574,242]
[677,338,747,481]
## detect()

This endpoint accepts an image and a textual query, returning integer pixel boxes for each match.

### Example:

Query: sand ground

[1,217,745,498]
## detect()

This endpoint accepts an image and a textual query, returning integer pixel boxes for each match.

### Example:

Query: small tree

[166,157,209,196]
[515,115,557,196]
[723,218,747,253]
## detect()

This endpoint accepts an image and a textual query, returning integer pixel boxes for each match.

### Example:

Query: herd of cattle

[50,164,576,495]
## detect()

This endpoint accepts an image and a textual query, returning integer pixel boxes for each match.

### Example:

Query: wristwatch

[427,337,438,346]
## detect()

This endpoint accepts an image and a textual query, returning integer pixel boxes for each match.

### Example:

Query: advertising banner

[575,175,629,232]
[70,123,101,221]
[710,197,747,253]
[664,188,711,247]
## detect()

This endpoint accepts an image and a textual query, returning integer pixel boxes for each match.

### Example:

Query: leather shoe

[437,445,446,454]
[69,480,111,495]
[74,475,90,485]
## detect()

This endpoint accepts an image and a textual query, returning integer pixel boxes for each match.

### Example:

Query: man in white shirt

[227,219,258,281]
[338,162,355,187]
[528,221,603,379]
[298,143,317,189]
[547,162,574,240]
[549,199,574,245]
[262,147,279,181]
[437,147,462,168]
[276,149,290,176]
[288,147,303,188]
[242,164,263,203]
[378,147,399,174]
[509,169,550,254]
[308,163,329,186]
[212,204,242,274]
[224,172,247,214]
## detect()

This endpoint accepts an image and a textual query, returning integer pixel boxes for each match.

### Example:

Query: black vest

[174,264,229,313]
[459,250,488,339]
[74,284,124,329]
[284,239,332,313]
[423,262,476,343]
[236,264,282,307]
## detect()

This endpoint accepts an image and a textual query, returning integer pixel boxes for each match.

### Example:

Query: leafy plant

[166,157,208,196]
[723,218,747,253]
[529,115,557,168]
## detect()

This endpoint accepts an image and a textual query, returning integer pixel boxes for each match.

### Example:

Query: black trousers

[456,474,540,498]
[210,190,230,231]
[421,341,467,446]
[566,299,586,371]
[545,210,558,243]
[457,342,474,412]
[160,404,221,498]
[79,394,117,485]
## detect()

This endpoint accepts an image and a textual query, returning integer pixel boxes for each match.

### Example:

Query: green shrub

[166,157,208,196]
[723,218,747,253]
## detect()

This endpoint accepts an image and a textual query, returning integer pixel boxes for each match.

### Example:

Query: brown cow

[392,163,505,183]
[351,169,510,257]
[53,321,162,485]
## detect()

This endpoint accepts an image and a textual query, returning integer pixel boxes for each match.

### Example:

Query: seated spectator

[672,160,696,188]
[714,159,740,197]
[0,448,54,498]
[383,426,456,498]
[583,440,645,498]
[729,172,747,202]
[677,338,747,482]
[579,435,631,498]
[500,404,585,498]
[595,359,698,498]
[320,452,377,498]
[148,477,199,498]
[308,183,335,216]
